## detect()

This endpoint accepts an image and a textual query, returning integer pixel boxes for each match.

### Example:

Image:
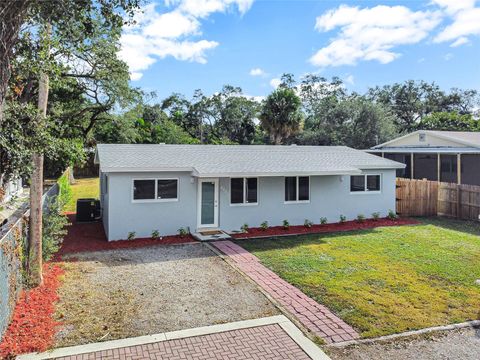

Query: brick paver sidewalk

[212,241,360,344]
[53,324,311,360]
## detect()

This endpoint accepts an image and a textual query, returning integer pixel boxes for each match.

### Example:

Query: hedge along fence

[0,169,71,340]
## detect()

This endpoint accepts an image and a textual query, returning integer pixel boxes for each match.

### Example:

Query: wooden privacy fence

[396,178,480,220]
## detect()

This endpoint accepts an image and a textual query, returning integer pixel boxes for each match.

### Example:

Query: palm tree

[260,87,303,144]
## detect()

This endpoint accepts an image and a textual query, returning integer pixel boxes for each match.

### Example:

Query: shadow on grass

[234,227,382,253]
[415,216,480,237]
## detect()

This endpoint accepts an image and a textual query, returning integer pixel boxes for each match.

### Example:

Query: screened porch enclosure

[382,152,480,186]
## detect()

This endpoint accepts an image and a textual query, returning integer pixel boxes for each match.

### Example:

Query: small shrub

[304,219,313,228]
[127,231,136,240]
[282,219,290,229]
[319,217,327,225]
[178,227,188,237]
[260,221,269,231]
[372,212,380,221]
[241,223,249,233]
[357,214,366,223]
[151,230,160,240]
[339,214,347,223]
[42,197,69,261]
[388,209,397,220]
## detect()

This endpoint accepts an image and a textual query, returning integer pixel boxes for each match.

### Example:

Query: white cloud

[310,5,442,67]
[270,78,281,88]
[120,1,253,80]
[249,67,265,76]
[433,0,480,46]
[450,36,470,47]
[344,74,354,85]
[167,0,254,18]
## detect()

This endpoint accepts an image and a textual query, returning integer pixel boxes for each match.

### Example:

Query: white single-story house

[94,144,404,241]
[369,130,480,185]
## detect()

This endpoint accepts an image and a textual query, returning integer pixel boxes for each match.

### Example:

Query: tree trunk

[28,24,50,286]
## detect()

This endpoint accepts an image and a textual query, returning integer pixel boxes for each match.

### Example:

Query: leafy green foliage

[177,227,188,237]
[388,210,397,220]
[372,212,380,221]
[260,221,269,230]
[241,223,249,233]
[260,83,303,144]
[151,230,160,240]
[42,172,72,261]
[282,219,290,229]
[320,217,327,225]
[417,112,480,132]
[357,214,366,223]
[304,219,313,228]
[127,232,136,240]
[339,214,347,223]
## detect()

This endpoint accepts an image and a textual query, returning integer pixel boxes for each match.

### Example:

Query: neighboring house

[369,130,480,185]
[94,144,404,241]
[0,178,23,204]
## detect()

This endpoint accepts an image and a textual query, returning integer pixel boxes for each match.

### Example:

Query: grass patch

[237,218,480,338]
[54,261,137,347]
[63,177,99,213]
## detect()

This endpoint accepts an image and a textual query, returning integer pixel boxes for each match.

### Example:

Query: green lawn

[237,218,480,338]
[64,177,99,213]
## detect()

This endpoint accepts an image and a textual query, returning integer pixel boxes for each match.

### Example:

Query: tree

[209,86,258,144]
[368,80,478,133]
[297,75,348,145]
[2,0,141,285]
[0,0,140,122]
[417,112,480,131]
[260,87,303,144]
[0,0,31,122]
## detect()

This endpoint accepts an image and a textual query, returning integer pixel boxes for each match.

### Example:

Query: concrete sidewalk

[18,315,330,360]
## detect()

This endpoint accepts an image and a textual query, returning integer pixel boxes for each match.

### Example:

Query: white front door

[197,178,219,228]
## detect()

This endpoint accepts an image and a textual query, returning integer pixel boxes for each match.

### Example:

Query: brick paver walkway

[212,241,360,344]
[53,324,312,360]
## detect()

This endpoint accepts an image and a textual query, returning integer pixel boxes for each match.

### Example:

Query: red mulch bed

[0,264,64,359]
[56,214,196,258]
[232,217,419,239]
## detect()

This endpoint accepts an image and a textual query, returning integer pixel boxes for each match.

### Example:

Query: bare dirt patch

[54,243,278,347]
[327,327,480,360]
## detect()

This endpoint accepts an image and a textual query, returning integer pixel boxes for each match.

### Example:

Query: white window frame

[284,176,310,204]
[230,177,259,206]
[131,178,179,203]
[350,174,382,194]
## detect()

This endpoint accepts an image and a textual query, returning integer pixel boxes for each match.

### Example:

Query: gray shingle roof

[95,144,404,176]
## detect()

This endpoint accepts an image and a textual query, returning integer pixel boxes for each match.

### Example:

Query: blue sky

[119,0,480,100]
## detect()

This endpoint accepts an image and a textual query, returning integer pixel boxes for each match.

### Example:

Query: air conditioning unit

[76,198,101,222]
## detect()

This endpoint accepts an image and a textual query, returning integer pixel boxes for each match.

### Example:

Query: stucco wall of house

[103,169,396,241]
[218,169,396,231]
[106,171,197,241]
[99,171,109,238]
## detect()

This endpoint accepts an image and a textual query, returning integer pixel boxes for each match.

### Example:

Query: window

[230,178,258,205]
[285,176,309,202]
[133,180,155,200]
[132,178,178,202]
[350,175,381,193]
[157,179,178,199]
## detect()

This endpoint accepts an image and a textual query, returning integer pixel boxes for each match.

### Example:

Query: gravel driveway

[327,327,480,360]
[55,243,278,347]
